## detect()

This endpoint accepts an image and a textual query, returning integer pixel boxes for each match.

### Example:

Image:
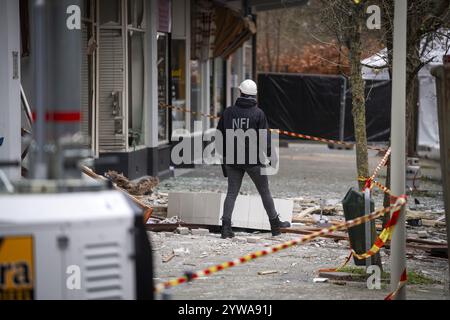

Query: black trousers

[222,165,278,222]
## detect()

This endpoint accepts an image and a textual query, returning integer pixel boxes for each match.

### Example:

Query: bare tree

[320,0,370,191]
[378,0,450,156]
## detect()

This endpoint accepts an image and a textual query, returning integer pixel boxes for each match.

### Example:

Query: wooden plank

[281,227,348,241]
[406,238,448,246]
[146,223,216,232]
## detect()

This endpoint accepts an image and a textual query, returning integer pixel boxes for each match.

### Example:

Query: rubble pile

[105,171,160,196]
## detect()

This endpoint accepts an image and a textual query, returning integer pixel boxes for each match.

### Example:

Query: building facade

[0,0,257,181]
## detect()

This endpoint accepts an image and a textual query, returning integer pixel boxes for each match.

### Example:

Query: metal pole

[390,0,407,300]
[32,0,47,179]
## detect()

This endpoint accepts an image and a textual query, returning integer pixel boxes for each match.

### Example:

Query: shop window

[157,33,170,143]
[99,0,121,26]
[128,0,144,28]
[127,0,146,148]
[190,59,201,132]
[95,0,147,152]
[82,0,92,19]
[209,59,215,129]
[244,40,253,80]
[171,39,187,132]
[128,31,145,148]
[229,52,240,104]
[214,57,225,124]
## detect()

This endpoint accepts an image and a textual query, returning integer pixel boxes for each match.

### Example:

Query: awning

[191,3,256,61]
[249,0,308,12]
[213,6,256,59]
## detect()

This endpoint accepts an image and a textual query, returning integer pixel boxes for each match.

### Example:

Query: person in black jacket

[216,80,290,239]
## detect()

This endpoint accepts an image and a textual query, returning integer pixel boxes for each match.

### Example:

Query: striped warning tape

[359,177,393,196]
[317,251,354,273]
[319,194,406,271]
[385,269,408,300]
[352,195,405,260]
[154,197,407,294]
[160,102,406,299]
[320,256,407,300]
[159,103,388,152]
[371,179,393,196]
[359,146,391,192]
[370,147,391,181]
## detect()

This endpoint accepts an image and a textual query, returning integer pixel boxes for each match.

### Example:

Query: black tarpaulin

[258,73,392,143]
[344,80,392,142]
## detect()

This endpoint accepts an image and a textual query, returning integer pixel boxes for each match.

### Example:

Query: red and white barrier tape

[160,103,388,152]
[154,197,407,294]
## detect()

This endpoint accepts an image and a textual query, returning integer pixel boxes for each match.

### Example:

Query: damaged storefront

[1,0,256,181]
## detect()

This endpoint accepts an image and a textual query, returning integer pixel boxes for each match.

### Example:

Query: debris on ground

[145,144,448,299]
[176,227,190,235]
[258,270,279,276]
[246,236,261,244]
[158,216,182,224]
[162,253,175,263]
[105,170,159,196]
[418,230,429,239]
[173,248,190,256]
[147,218,163,224]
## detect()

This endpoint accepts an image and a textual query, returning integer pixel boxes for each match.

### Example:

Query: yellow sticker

[0,236,34,300]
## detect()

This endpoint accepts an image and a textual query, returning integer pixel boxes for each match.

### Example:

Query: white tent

[361,48,390,81]
[361,31,449,159]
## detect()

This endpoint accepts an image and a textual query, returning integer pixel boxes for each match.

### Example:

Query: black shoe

[269,216,291,236]
[221,220,235,239]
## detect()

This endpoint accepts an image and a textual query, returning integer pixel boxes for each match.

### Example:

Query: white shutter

[98,29,126,152]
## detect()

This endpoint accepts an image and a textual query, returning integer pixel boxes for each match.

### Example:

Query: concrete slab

[168,192,294,231]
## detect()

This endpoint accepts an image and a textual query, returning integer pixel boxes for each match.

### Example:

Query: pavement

[151,142,448,300]
[150,231,449,300]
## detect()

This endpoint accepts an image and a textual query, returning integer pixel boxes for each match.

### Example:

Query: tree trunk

[275,17,282,72]
[264,13,273,72]
[405,4,421,157]
[406,73,419,157]
[348,29,369,191]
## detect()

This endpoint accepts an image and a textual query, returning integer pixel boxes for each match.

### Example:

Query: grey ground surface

[157,143,444,211]
[150,232,448,300]
[150,142,448,300]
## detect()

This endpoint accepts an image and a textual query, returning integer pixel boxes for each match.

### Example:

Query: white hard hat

[239,79,258,96]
